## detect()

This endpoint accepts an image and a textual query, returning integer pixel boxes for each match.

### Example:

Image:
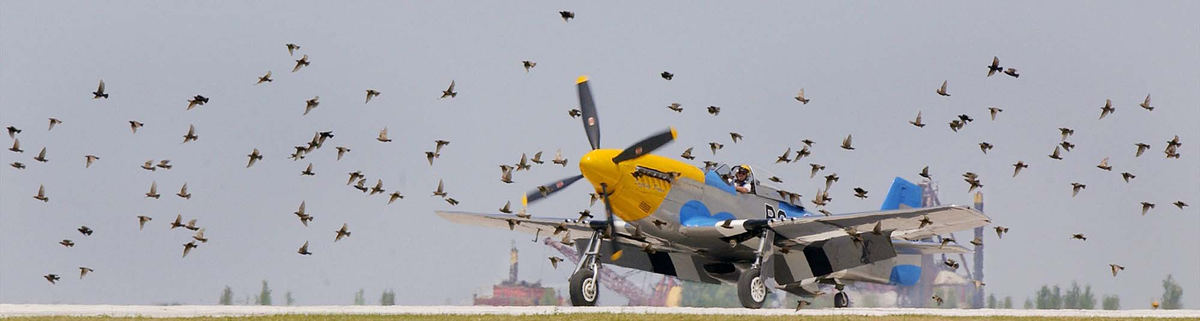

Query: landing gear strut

[737,229,775,309]
[569,231,602,306]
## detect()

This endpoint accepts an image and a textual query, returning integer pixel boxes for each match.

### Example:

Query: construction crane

[542,237,677,306]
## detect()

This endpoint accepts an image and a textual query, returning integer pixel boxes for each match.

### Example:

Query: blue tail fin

[880,177,922,210]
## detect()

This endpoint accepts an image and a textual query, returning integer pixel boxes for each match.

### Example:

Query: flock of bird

[3,10,1193,310]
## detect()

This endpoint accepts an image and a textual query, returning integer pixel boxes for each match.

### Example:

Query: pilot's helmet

[733,165,752,176]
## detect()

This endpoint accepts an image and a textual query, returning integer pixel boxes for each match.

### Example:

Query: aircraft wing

[437,211,594,236]
[769,205,989,246]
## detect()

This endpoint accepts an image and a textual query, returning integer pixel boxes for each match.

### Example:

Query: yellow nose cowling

[578,149,622,195]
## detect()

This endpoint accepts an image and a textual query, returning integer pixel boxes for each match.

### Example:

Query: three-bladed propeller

[520,76,676,258]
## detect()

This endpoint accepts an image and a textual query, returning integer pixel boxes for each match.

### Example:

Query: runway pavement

[2,304,1199,318]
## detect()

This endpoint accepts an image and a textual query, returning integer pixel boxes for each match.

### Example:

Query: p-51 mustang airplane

[439,76,990,308]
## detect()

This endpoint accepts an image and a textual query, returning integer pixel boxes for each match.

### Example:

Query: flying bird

[667,103,682,112]
[707,106,720,115]
[1109,264,1124,277]
[979,142,994,154]
[660,71,673,80]
[936,80,950,96]
[776,147,792,163]
[840,134,854,150]
[365,89,380,104]
[183,241,199,258]
[32,184,47,202]
[286,43,300,56]
[986,57,1002,77]
[729,132,743,143]
[1099,99,1115,119]
[709,142,723,155]
[522,60,536,72]
[129,121,143,133]
[1173,201,1189,210]
[1049,146,1063,160]
[919,166,931,179]
[1140,202,1155,215]
[301,163,315,176]
[1139,94,1153,111]
[388,191,404,204]
[994,226,1009,238]
[499,165,514,184]
[680,147,695,160]
[426,151,440,166]
[809,163,825,179]
[336,146,350,160]
[145,181,159,199]
[92,80,108,99]
[335,223,351,241]
[988,107,1003,120]
[156,160,172,170]
[186,95,209,110]
[909,111,925,127]
[304,96,319,115]
[552,149,568,166]
[794,88,809,104]
[60,240,74,247]
[1071,234,1087,241]
[182,124,198,143]
[176,183,191,199]
[292,54,309,72]
[192,229,208,243]
[1003,68,1019,78]
[7,126,21,139]
[294,202,313,226]
[1121,172,1135,183]
[137,216,152,230]
[377,127,392,142]
[548,256,563,269]
[1134,143,1150,157]
[1059,128,1075,141]
[298,241,312,255]
[794,146,811,160]
[33,147,48,162]
[79,267,94,279]
[559,11,574,21]
[1012,161,1028,177]
[82,155,100,168]
[853,187,868,199]
[246,148,263,168]
[369,179,385,195]
[47,118,62,131]
[433,179,447,197]
[1096,157,1112,171]
[256,71,272,84]
[44,274,60,284]
[441,81,457,99]
[948,120,963,132]
[1071,182,1086,197]
[11,162,25,169]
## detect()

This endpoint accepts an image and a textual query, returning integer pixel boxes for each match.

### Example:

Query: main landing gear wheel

[834,291,850,308]
[569,268,598,306]
[737,268,767,309]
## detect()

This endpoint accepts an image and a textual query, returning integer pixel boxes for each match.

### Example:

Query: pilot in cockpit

[728,165,754,193]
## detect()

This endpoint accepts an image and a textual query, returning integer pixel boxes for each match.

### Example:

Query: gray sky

[1,1,1197,308]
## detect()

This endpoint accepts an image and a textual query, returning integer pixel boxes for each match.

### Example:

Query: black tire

[737,268,767,309]
[834,291,849,308]
[569,268,598,306]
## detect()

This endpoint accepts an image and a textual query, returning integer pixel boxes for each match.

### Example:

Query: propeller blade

[522,175,584,206]
[577,76,601,150]
[611,127,677,164]
[600,183,621,259]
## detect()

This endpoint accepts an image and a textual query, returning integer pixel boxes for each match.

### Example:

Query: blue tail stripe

[880,177,922,210]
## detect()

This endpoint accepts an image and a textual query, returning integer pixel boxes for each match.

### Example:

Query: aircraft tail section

[880,177,922,210]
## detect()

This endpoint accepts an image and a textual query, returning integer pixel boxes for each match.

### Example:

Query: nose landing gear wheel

[737,268,767,309]
[569,268,598,306]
